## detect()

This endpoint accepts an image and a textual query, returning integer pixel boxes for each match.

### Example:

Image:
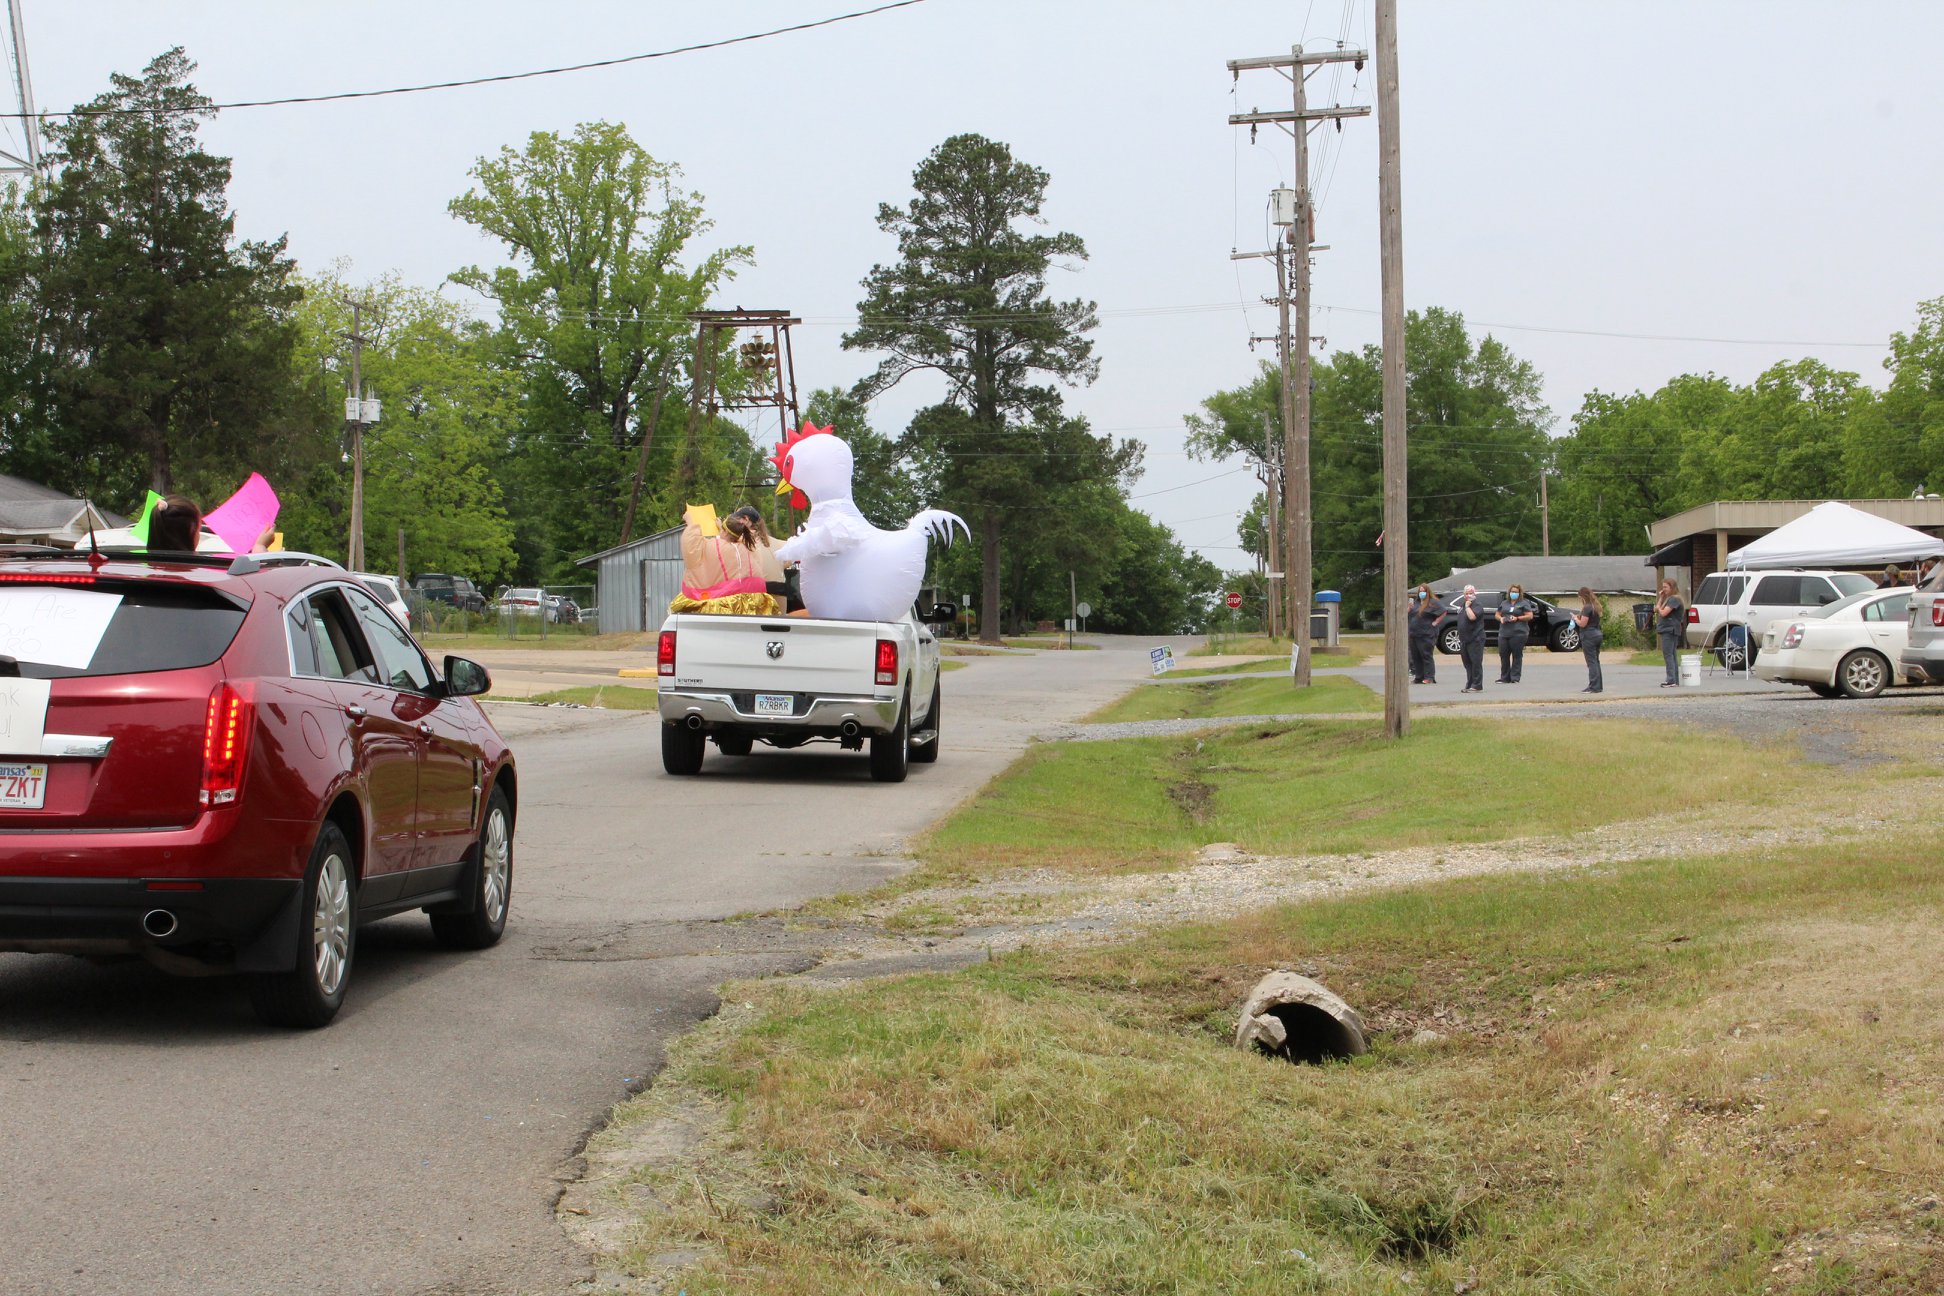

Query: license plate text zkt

[0,762,48,809]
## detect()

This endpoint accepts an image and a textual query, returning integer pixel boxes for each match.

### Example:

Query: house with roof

[0,472,118,546]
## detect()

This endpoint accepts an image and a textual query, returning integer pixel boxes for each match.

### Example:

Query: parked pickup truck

[655,602,954,782]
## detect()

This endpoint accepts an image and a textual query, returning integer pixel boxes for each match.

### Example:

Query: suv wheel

[248,822,356,1028]
[1437,624,1462,655]
[431,786,513,949]
[1836,649,1889,699]
[1550,622,1581,653]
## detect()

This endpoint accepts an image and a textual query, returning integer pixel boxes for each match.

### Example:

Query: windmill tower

[0,0,40,179]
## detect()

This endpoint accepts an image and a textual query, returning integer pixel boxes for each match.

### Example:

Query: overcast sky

[16,2,1943,568]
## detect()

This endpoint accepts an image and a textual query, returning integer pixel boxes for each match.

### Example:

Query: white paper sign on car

[0,676,51,755]
[0,588,124,670]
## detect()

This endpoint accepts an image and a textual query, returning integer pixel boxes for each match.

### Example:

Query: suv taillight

[1686,606,1698,623]
[1931,601,1944,628]
[658,630,677,676]
[200,682,251,807]
[875,638,899,686]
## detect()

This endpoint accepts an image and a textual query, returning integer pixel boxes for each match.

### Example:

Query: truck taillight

[199,682,251,807]
[1686,607,1699,623]
[875,638,899,686]
[658,630,677,676]
[1931,601,1944,628]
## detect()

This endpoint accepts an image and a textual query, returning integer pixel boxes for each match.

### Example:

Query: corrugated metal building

[576,525,684,635]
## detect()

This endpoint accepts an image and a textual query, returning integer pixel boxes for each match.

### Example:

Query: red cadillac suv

[0,548,516,1027]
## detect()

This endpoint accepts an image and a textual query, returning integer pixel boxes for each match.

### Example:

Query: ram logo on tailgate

[765,641,785,660]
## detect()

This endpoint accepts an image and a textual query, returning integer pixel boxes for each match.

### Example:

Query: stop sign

[1225,591,1243,609]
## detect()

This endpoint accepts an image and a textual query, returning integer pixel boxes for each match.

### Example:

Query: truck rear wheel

[662,723,705,775]
[909,679,940,764]
[869,688,910,783]
[714,730,754,757]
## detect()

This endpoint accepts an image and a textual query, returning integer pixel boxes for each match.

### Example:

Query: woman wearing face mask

[1495,584,1536,683]
[1407,583,1445,684]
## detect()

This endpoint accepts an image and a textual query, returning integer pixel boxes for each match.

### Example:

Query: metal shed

[576,525,684,635]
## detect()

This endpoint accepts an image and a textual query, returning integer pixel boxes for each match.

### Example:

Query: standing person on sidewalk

[1653,578,1685,687]
[1407,584,1444,684]
[1495,583,1536,683]
[1456,584,1487,692]
[1573,586,1604,693]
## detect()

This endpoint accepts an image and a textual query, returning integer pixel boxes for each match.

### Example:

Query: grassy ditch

[502,685,659,709]
[915,715,1872,881]
[602,841,1944,1294]
[1088,673,1377,723]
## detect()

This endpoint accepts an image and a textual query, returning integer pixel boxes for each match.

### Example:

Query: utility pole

[1540,472,1550,557]
[1259,411,1281,639]
[344,298,370,572]
[1229,44,1369,688]
[1376,0,1409,740]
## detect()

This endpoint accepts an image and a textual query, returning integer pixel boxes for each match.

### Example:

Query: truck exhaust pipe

[141,910,178,939]
[840,720,861,738]
[685,715,704,731]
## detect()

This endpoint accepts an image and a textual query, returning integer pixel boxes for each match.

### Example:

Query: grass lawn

[1164,657,1283,678]
[421,630,651,653]
[915,715,1895,880]
[499,684,659,709]
[1088,673,1378,723]
[606,840,1944,1294]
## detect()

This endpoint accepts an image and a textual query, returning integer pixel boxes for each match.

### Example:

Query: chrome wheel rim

[313,852,352,996]
[1846,656,1883,694]
[481,808,511,924]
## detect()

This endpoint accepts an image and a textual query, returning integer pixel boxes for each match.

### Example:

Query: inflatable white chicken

[770,422,968,622]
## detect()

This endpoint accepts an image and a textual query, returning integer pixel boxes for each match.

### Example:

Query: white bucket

[1678,653,1701,687]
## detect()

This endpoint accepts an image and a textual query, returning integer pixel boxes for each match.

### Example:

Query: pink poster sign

[203,474,280,554]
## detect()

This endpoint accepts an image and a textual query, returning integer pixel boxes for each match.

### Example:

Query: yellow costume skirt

[669,592,781,616]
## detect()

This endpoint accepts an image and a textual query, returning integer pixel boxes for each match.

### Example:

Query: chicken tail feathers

[907,509,970,546]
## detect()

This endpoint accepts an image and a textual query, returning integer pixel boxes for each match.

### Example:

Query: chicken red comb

[769,421,834,476]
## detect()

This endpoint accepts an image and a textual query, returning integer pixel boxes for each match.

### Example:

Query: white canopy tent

[1726,501,1944,570]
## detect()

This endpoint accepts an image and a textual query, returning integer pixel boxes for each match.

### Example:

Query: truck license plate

[0,762,47,809]
[754,694,793,716]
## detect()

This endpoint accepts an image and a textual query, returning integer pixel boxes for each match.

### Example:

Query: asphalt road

[0,636,1178,1296]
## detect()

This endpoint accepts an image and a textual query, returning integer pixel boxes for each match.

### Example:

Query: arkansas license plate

[0,762,47,809]
[754,693,793,716]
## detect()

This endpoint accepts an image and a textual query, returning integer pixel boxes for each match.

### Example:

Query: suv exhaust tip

[141,909,179,939]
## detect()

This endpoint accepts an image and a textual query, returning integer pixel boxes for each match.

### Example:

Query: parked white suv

[1901,568,1944,683]
[1685,569,1877,668]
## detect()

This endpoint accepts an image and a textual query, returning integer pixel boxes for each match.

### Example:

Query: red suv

[0,549,516,1027]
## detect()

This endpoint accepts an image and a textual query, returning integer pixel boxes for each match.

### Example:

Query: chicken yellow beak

[775,477,794,497]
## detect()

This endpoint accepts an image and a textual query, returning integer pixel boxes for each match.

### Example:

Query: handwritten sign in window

[0,677,50,755]
[0,589,123,670]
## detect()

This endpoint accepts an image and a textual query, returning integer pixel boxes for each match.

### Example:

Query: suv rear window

[6,583,246,679]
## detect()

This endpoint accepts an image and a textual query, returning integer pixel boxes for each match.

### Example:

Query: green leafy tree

[1843,296,1944,497]
[1550,375,1735,556]
[26,48,301,507]
[280,273,517,581]
[844,133,1102,641]
[1184,310,1551,615]
[449,123,751,573]
[1093,507,1223,634]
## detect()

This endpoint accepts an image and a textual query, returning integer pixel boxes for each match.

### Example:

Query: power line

[16,0,928,119]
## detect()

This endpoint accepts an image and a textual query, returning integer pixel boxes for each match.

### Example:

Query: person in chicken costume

[770,422,968,621]
[669,503,781,616]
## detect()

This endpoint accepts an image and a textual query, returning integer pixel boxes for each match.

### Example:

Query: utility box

[1311,589,1341,646]
[1269,187,1299,227]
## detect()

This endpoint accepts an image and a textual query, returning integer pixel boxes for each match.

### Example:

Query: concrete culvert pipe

[1234,972,1368,1064]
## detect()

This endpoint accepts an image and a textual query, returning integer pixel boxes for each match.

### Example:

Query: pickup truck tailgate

[668,616,886,693]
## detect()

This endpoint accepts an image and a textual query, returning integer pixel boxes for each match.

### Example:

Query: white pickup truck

[654,602,953,781]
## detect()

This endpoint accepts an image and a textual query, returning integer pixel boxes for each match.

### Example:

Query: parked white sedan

[1756,587,1915,698]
